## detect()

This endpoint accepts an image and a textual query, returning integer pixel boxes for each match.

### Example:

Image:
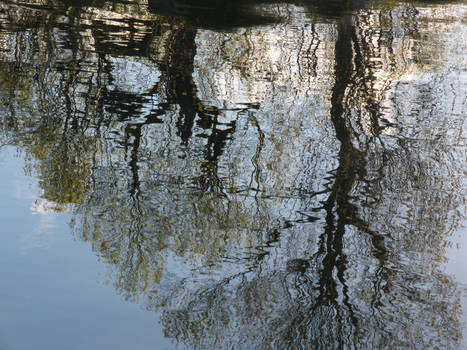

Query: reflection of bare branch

[0,1,465,349]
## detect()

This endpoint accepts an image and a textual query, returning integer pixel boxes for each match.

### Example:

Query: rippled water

[0,0,466,349]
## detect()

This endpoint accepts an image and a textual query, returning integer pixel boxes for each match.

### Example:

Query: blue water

[0,147,174,350]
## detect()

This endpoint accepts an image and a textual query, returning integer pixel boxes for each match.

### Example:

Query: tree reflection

[0,0,465,349]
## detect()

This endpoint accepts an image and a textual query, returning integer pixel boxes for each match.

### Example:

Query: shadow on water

[148,0,278,28]
[146,0,465,25]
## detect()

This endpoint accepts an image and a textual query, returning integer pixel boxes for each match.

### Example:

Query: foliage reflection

[0,0,466,348]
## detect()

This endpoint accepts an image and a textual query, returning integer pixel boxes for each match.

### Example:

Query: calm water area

[0,0,466,349]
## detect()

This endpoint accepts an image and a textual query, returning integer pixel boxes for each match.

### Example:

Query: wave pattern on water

[0,0,466,349]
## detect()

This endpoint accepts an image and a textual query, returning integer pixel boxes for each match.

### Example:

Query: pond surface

[0,0,466,349]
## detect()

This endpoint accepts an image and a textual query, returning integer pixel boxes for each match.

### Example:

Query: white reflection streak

[21,196,70,255]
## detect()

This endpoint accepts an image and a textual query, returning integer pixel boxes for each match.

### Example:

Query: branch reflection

[0,0,465,348]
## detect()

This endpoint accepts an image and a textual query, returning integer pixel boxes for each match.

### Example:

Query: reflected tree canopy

[0,0,466,348]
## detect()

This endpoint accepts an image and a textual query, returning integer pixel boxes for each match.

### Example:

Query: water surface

[0,0,466,349]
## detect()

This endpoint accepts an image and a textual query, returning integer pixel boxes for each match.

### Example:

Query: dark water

[0,0,466,349]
